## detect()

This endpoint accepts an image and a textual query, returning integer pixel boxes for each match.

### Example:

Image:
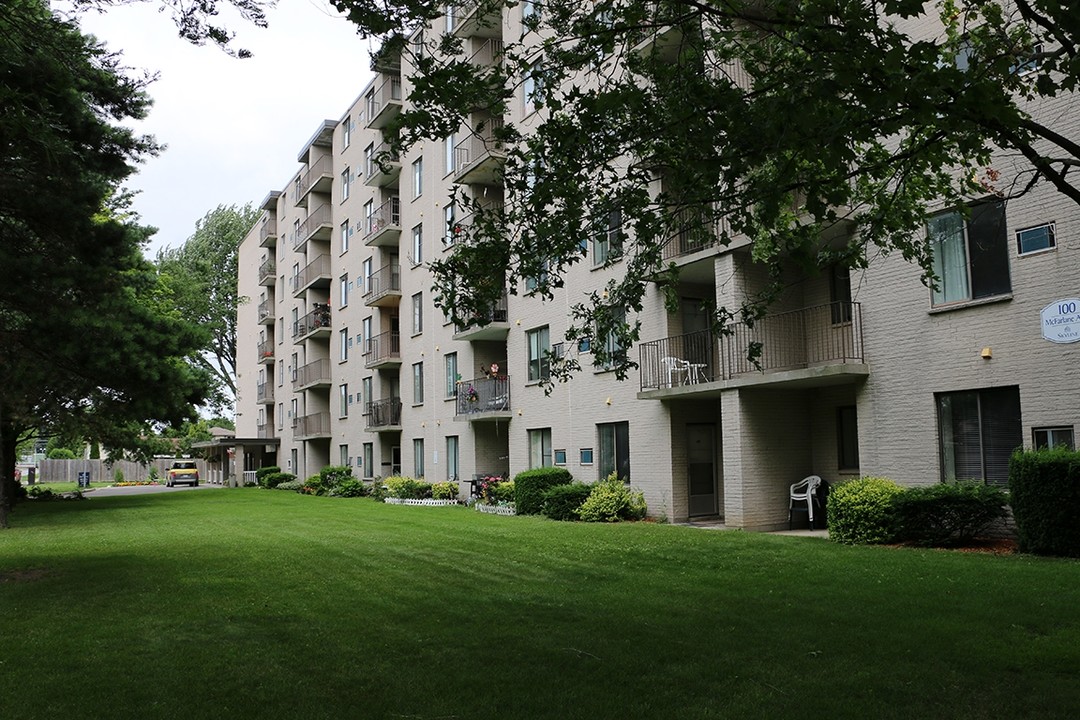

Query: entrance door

[687,423,718,517]
[390,445,402,476]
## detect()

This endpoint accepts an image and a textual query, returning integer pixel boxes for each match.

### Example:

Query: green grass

[2,490,1079,719]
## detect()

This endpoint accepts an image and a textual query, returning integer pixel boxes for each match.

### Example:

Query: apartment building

[235,6,1079,529]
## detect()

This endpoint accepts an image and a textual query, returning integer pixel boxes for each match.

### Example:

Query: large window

[341,167,351,201]
[340,220,350,254]
[445,132,456,175]
[413,362,424,405]
[339,327,349,362]
[446,436,459,481]
[340,273,350,308]
[527,326,550,382]
[412,292,423,334]
[362,443,374,479]
[592,209,622,266]
[523,60,543,114]
[597,305,627,369]
[414,438,425,478]
[411,224,423,266]
[339,384,349,417]
[342,116,351,149]
[443,202,457,247]
[445,352,458,398]
[937,386,1022,486]
[528,428,552,468]
[598,421,630,481]
[928,200,1010,306]
[412,157,423,198]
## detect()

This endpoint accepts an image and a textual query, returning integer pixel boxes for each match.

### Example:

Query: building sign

[1041,299,1080,343]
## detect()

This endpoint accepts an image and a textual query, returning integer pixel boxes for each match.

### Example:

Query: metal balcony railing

[257,299,274,323]
[292,357,332,390]
[293,411,331,438]
[256,382,274,403]
[290,253,331,294]
[257,258,276,285]
[362,196,401,242]
[366,76,403,125]
[365,397,403,429]
[365,140,400,179]
[295,204,332,250]
[257,340,274,362]
[639,302,864,390]
[456,375,511,415]
[292,304,331,339]
[295,154,333,202]
[363,330,401,365]
[258,218,278,243]
[362,263,401,304]
[453,119,506,176]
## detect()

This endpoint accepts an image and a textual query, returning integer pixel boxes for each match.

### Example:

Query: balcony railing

[258,218,278,246]
[294,204,332,251]
[292,357,332,390]
[451,0,502,38]
[366,75,403,129]
[295,154,333,204]
[365,140,401,186]
[659,209,721,261]
[639,302,864,390]
[257,257,276,285]
[256,382,274,404]
[362,196,401,245]
[256,422,274,439]
[456,375,511,416]
[362,263,401,305]
[454,119,506,184]
[468,38,504,67]
[363,330,401,366]
[290,253,331,295]
[257,299,274,324]
[292,304,331,340]
[453,292,509,340]
[365,397,403,429]
[293,411,332,438]
[257,340,274,363]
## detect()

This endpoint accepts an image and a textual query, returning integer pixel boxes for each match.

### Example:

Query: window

[524,60,543,114]
[412,157,423,198]
[580,448,594,464]
[414,438,425,478]
[341,167,351,201]
[412,292,423,334]
[928,200,1010,306]
[362,377,373,414]
[446,436,459,481]
[445,3,455,33]
[443,203,458,247]
[592,209,623,265]
[339,327,349,362]
[445,352,458,398]
[554,449,567,465]
[363,200,374,234]
[837,406,859,470]
[1033,426,1075,450]
[362,443,374,479]
[277,402,284,429]
[528,428,553,468]
[339,384,349,417]
[937,386,1022,486]
[597,306,627,369]
[339,444,349,466]
[411,31,425,60]
[340,220,350,253]
[527,326,550,382]
[598,421,630,481]
[362,258,373,291]
[342,116,351,149]
[830,265,853,323]
[524,257,550,293]
[340,274,350,308]
[445,132,456,175]
[413,362,424,405]
[364,143,374,178]
[411,224,423,266]
[522,0,539,22]
[1016,223,1055,255]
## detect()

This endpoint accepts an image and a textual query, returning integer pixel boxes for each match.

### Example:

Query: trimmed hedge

[256,466,281,486]
[513,467,573,515]
[261,471,295,490]
[892,481,1008,547]
[827,476,904,545]
[542,483,593,521]
[384,476,432,500]
[1010,447,1080,557]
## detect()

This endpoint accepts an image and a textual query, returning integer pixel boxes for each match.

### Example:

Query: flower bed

[383,498,460,507]
[475,503,516,516]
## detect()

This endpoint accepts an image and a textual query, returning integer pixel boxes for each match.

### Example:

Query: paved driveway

[84,483,224,498]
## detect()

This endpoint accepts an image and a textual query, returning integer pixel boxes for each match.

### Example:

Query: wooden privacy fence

[38,458,210,484]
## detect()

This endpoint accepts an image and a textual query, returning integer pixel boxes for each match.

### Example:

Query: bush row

[827,477,1007,546]
[1009,447,1080,557]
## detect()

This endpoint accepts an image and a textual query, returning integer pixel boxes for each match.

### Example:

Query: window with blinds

[936,386,1021,485]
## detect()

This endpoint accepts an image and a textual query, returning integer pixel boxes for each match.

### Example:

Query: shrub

[274,478,306,492]
[367,479,388,501]
[262,472,296,489]
[827,476,904,544]
[477,475,508,504]
[542,483,593,521]
[1010,447,1080,557]
[383,476,432,499]
[112,468,125,484]
[256,466,281,487]
[328,478,367,498]
[147,467,160,482]
[514,467,573,515]
[892,481,1008,547]
[319,465,354,486]
[431,481,459,500]
[491,479,515,504]
[578,473,648,522]
[47,448,76,460]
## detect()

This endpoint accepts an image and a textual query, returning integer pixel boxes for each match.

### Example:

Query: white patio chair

[789,475,823,530]
[660,356,688,387]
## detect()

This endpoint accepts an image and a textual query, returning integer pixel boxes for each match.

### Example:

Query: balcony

[467,38,504,69]
[294,154,333,208]
[256,422,274,439]
[293,204,333,253]
[660,210,722,264]
[257,340,274,364]
[292,304,331,342]
[363,330,401,368]
[257,257,276,286]
[362,264,402,307]
[455,375,511,421]
[362,197,402,247]
[257,299,275,325]
[453,292,510,341]
[365,397,403,431]
[256,382,274,405]
[365,141,401,188]
[258,217,278,248]
[451,0,502,39]
[293,411,332,439]
[290,253,332,296]
[365,75,403,130]
[638,302,867,394]
[453,119,505,186]
[292,357,332,391]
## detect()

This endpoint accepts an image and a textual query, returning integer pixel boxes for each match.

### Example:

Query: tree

[0,0,210,527]
[327,0,1080,376]
[156,204,261,413]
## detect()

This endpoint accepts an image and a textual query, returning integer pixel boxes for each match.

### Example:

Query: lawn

[1,489,1078,719]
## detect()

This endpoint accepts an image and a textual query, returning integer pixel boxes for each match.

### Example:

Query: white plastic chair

[789,475,823,530]
[660,357,688,387]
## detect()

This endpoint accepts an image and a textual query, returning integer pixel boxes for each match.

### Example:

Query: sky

[75,1,378,256]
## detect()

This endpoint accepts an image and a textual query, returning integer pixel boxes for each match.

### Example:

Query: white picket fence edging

[383,498,460,507]
[475,503,516,516]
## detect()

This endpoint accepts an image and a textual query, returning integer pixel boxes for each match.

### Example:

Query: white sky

[75,1,378,256]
